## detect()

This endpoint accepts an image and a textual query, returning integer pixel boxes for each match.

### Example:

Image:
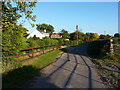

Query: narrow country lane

[22,43,108,88]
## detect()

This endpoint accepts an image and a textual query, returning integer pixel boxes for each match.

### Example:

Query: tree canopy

[36,23,54,33]
[2,2,36,56]
[114,33,120,38]
[60,29,69,39]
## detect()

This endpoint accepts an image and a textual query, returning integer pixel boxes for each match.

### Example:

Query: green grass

[23,49,64,69]
[2,48,67,88]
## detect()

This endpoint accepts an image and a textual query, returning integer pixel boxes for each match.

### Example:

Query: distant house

[27,29,49,39]
[49,33,62,38]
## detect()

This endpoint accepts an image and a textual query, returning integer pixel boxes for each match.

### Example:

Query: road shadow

[64,42,93,88]
[41,42,98,88]
[2,65,60,88]
[3,42,107,88]
[64,42,90,57]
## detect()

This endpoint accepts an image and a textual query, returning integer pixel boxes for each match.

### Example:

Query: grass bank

[2,48,67,88]
[87,41,120,89]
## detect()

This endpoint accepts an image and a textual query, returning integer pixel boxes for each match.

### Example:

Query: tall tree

[60,29,69,39]
[69,32,76,40]
[47,24,54,33]
[36,23,54,33]
[36,23,48,31]
[2,2,36,57]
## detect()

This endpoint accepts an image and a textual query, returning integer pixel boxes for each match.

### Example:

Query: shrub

[113,38,120,44]
[26,37,59,48]
[88,39,110,58]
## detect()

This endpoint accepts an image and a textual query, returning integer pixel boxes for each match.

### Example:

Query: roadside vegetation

[2,1,120,89]
[87,38,120,89]
[2,48,67,88]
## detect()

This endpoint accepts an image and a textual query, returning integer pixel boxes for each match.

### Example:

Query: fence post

[49,46,50,52]
[16,52,19,62]
[110,39,113,54]
[55,44,57,50]
[32,48,34,57]
[43,47,44,54]
[53,45,54,50]
[57,44,59,49]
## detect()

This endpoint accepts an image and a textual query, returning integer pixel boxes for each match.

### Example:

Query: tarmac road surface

[22,43,108,88]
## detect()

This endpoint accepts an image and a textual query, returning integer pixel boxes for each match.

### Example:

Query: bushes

[2,28,28,57]
[88,39,110,58]
[88,40,120,89]
[27,37,59,48]
[43,37,58,45]
[113,38,120,44]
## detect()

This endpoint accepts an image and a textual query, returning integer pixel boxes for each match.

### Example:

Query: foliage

[42,37,58,45]
[106,34,111,39]
[99,34,106,39]
[113,38,120,44]
[60,29,69,39]
[86,33,99,41]
[87,40,110,58]
[93,33,99,38]
[55,38,64,44]
[2,2,36,57]
[36,23,54,33]
[2,49,63,88]
[2,25,29,56]
[88,42,120,88]
[78,32,86,40]
[27,36,58,48]
[99,34,111,39]
[114,33,120,38]
[69,31,86,41]
[69,32,76,40]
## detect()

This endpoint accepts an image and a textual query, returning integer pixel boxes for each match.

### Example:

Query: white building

[27,29,49,39]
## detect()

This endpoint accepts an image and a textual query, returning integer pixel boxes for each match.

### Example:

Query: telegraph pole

[76,25,78,45]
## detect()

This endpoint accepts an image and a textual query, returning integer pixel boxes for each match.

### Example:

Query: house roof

[49,33,62,38]
[27,29,49,39]
[38,30,45,33]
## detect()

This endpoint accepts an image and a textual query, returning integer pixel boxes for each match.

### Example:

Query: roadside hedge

[88,39,110,58]
[27,37,59,48]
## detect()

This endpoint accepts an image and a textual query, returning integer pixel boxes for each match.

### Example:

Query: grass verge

[2,48,67,88]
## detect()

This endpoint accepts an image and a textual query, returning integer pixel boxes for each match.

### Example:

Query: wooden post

[39,48,41,54]
[53,46,54,50]
[32,49,34,57]
[110,39,113,54]
[43,47,44,54]
[76,25,79,45]
[57,44,59,49]
[49,46,50,51]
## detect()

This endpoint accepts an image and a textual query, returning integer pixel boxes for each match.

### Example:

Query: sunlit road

[22,43,108,88]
